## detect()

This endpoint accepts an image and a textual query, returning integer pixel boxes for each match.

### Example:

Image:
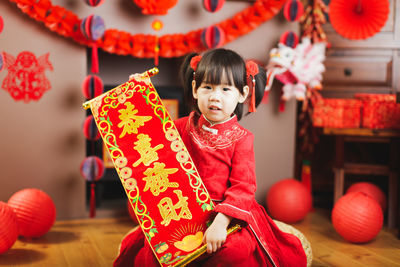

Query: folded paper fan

[329,0,389,40]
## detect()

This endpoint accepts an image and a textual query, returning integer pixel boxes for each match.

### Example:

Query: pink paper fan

[329,0,389,40]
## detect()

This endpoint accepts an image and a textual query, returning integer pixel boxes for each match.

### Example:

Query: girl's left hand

[203,213,232,253]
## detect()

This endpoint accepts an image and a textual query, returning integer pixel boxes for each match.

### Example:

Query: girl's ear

[192,80,198,99]
[238,85,249,103]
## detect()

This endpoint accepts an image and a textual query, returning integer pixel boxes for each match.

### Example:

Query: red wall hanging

[1,51,53,102]
[8,0,286,59]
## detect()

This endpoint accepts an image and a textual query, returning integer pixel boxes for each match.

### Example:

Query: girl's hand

[203,213,232,254]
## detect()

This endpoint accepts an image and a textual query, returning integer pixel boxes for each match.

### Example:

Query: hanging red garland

[133,0,178,15]
[8,0,286,58]
[1,51,53,102]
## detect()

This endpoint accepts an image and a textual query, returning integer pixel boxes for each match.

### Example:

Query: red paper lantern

[266,178,312,223]
[84,0,105,7]
[80,156,105,182]
[283,0,304,22]
[201,25,225,49]
[8,189,56,238]
[332,192,383,243]
[0,16,3,34]
[0,202,18,254]
[83,115,100,141]
[127,199,139,224]
[203,0,225,13]
[329,0,390,40]
[82,75,104,99]
[346,182,387,212]
[133,0,178,15]
[279,31,299,48]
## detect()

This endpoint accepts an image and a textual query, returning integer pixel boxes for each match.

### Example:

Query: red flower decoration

[246,60,258,79]
[133,0,178,15]
[190,55,202,71]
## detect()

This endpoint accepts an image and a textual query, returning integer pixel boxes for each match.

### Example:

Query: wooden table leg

[334,168,345,203]
[334,136,345,203]
[388,172,398,228]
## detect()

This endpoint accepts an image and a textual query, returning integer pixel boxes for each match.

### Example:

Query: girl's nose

[209,89,221,101]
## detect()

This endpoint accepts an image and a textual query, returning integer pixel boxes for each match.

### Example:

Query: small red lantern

[84,0,105,7]
[346,182,387,212]
[279,31,299,48]
[283,0,304,22]
[83,115,100,141]
[80,15,105,74]
[332,192,383,243]
[133,0,178,15]
[0,202,18,254]
[0,16,3,34]
[82,75,104,99]
[8,189,56,238]
[203,0,225,13]
[266,178,312,223]
[201,25,225,49]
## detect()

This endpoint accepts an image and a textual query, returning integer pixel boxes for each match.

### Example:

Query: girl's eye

[223,87,231,91]
[203,85,212,90]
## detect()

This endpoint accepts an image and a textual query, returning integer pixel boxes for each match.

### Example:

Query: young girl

[114,49,307,267]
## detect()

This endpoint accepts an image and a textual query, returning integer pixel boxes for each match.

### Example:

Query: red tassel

[90,183,96,218]
[249,85,256,112]
[91,44,99,74]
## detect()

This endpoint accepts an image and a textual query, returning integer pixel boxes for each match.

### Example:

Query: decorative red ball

[80,156,105,182]
[283,0,304,22]
[332,192,383,243]
[266,178,312,223]
[80,14,105,41]
[346,182,387,212]
[83,115,100,141]
[8,189,56,238]
[84,0,105,7]
[0,202,18,254]
[127,199,139,225]
[279,31,299,48]
[201,25,225,49]
[82,75,104,99]
[203,0,225,13]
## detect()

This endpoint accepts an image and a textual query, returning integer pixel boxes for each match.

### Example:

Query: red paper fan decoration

[329,0,390,40]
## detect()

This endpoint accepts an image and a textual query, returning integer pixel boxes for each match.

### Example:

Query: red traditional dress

[114,112,307,267]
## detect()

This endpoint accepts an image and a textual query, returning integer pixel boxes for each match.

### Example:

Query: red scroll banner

[83,68,238,266]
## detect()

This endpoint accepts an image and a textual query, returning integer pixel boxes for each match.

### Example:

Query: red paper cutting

[1,51,53,102]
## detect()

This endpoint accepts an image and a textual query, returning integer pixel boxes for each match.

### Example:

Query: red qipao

[114,112,307,267]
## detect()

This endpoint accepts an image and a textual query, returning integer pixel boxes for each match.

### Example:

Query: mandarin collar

[198,114,237,135]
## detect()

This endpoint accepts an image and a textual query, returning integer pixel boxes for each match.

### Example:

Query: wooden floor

[0,209,399,267]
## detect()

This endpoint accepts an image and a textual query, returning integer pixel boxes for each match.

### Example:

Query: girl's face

[192,72,249,124]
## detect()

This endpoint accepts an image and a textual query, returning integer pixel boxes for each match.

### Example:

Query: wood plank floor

[0,209,399,267]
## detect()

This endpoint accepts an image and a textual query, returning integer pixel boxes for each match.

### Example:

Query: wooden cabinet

[320,0,400,98]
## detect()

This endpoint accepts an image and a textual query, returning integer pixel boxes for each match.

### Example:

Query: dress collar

[198,114,238,135]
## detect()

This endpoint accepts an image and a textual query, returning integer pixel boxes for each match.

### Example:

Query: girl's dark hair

[179,48,266,120]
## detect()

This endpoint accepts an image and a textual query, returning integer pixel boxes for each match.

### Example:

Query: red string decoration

[1,51,53,102]
[80,15,105,73]
[7,0,286,58]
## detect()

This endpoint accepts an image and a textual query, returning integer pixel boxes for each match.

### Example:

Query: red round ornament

[283,0,304,22]
[127,199,139,224]
[279,31,299,48]
[82,75,104,99]
[8,189,56,238]
[201,25,225,49]
[266,178,312,223]
[83,115,100,141]
[80,15,105,41]
[0,16,3,34]
[0,202,18,254]
[84,0,105,7]
[332,192,383,243]
[80,156,105,182]
[203,0,225,13]
[346,182,387,212]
